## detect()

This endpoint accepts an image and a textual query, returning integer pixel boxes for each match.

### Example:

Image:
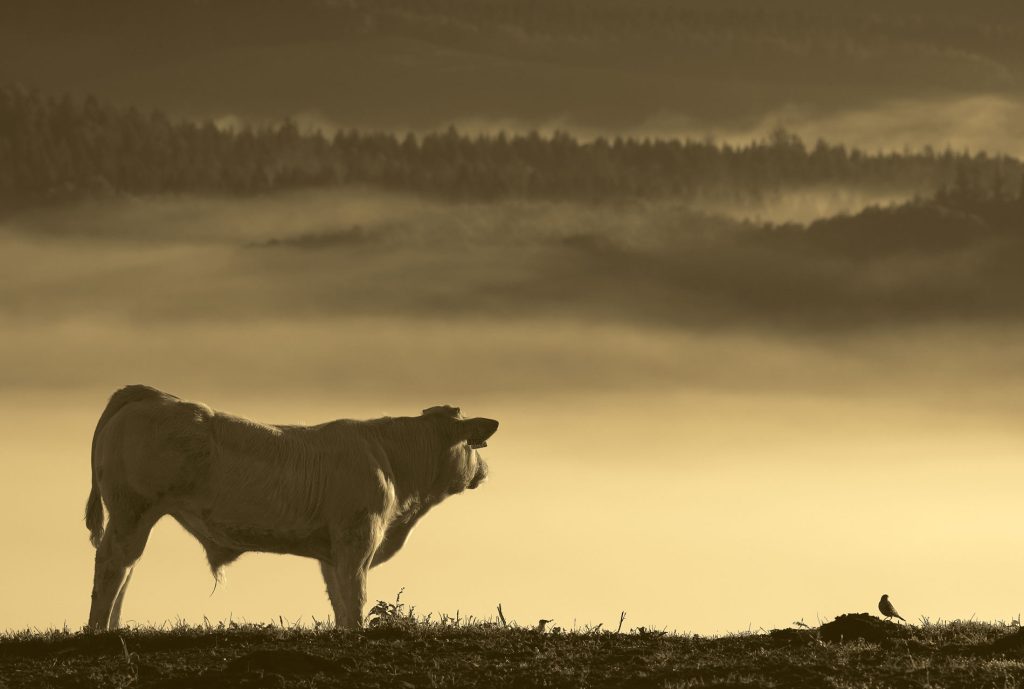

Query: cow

[84,385,498,631]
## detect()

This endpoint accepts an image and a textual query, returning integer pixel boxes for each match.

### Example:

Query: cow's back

[201,414,394,522]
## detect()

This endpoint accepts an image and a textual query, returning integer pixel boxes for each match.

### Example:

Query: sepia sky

[2,1,1024,634]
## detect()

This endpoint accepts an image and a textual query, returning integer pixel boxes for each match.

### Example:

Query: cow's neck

[368,419,445,506]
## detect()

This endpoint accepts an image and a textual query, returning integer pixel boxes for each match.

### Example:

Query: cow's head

[422,405,499,494]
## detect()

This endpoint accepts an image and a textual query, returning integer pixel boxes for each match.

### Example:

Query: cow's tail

[86,385,165,548]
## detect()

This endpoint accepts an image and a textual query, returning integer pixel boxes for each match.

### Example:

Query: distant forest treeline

[1,87,1022,206]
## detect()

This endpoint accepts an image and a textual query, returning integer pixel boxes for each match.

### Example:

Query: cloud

[207,91,1024,168]
[245,225,379,249]
[427,95,1024,162]
[629,95,1024,159]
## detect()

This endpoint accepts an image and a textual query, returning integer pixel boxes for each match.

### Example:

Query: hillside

[3,613,1024,688]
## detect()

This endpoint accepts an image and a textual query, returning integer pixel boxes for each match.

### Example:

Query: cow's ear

[423,404,461,418]
[460,417,499,449]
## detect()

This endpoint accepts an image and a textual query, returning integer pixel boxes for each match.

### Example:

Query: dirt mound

[768,628,818,645]
[988,628,1024,654]
[819,613,909,643]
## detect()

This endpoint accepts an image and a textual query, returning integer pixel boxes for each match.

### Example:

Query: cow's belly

[172,509,333,562]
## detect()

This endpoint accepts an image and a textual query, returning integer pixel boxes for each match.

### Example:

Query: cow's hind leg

[108,567,134,628]
[88,510,159,630]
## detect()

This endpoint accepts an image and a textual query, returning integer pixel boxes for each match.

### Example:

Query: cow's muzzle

[468,458,489,489]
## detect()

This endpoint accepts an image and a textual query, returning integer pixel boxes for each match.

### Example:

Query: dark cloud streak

[2,1,1022,143]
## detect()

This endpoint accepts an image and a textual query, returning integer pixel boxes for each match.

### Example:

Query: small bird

[878,594,906,623]
[536,619,554,633]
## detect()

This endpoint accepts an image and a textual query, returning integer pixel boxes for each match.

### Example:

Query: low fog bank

[625,95,1024,160]
[2,190,1022,332]
[3,188,1024,409]
[226,94,1024,170]
[361,95,1024,162]
[7,315,1024,408]
[689,187,913,225]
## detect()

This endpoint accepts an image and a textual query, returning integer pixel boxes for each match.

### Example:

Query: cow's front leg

[324,516,383,629]
[319,561,345,625]
[329,562,368,630]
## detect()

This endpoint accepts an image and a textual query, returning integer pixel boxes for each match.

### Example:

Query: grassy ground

[3,603,1024,688]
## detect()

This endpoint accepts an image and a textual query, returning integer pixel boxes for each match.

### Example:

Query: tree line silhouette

[1,86,1020,208]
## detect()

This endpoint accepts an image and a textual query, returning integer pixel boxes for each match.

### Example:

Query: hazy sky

[2,0,1024,635]
[4,191,1024,633]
